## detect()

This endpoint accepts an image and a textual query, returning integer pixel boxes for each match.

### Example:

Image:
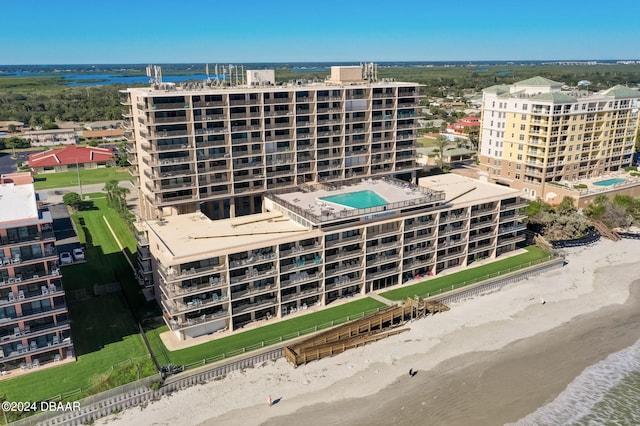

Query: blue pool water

[593,178,628,187]
[320,190,387,209]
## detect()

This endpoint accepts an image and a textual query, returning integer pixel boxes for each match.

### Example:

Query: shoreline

[98,240,640,426]
[259,282,640,426]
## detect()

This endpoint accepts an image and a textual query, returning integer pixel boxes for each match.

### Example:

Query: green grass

[381,246,552,301]
[70,194,153,318]
[32,167,130,190]
[147,297,386,367]
[0,195,155,408]
[417,136,438,147]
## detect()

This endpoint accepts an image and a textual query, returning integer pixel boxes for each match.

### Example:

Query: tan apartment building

[478,77,640,202]
[144,174,527,340]
[122,65,420,221]
[0,174,74,375]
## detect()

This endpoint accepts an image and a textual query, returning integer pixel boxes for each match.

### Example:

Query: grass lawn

[33,167,130,190]
[147,297,386,367]
[70,194,154,319]
[417,136,438,147]
[2,293,154,404]
[1,195,156,409]
[381,246,552,301]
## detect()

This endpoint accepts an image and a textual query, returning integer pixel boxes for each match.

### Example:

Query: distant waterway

[0,72,213,86]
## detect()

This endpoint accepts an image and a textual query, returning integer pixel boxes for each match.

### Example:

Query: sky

[2,0,640,65]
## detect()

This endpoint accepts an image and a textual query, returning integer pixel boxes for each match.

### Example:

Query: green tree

[41,121,59,130]
[556,196,577,215]
[434,135,451,170]
[62,192,82,211]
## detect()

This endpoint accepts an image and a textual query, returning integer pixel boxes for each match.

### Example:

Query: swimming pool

[593,178,628,187]
[320,190,388,209]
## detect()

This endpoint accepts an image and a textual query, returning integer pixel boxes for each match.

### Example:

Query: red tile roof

[28,145,115,168]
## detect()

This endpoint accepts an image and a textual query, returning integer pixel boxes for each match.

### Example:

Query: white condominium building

[144,174,527,340]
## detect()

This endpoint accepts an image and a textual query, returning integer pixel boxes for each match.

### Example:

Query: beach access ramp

[284,298,449,366]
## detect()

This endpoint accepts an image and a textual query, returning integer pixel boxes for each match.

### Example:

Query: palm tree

[103,179,119,205]
[434,135,451,170]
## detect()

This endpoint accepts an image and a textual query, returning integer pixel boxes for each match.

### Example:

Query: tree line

[1,64,639,127]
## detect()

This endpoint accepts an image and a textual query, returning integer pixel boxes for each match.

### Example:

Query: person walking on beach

[267,395,272,407]
[409,368,413,377]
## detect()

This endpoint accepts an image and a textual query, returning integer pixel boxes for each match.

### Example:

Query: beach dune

[99,240,640,426]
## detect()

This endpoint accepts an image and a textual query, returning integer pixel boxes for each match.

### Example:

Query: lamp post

[76,159,83,198]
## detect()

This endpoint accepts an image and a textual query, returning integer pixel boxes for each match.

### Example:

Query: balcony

[281,286,322,303]
[232,297,278,314]
[229,267,277,285]
[162,276,227,299]
[497,234,526,246]
[164,293,229,314]
[1,337,73,362]
[404,219,436,231]
[168,310,229,331]
[231,283,278,301]
[0,231,56,248]
[1,269,60,287]
[280,271,323,289]
[159,263,226,283]
[366,240,401,254]
[367,267,400,281]
[437,250,466,262]
[325,276,363,291]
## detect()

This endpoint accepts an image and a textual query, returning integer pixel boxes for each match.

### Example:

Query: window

[522,104,528,111]
[516,163,522,170]
[517,154,522,160]
[519,134,525,141]
[520,124,526,131]
[518,144,523,151]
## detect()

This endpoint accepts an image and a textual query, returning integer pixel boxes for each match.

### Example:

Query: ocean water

[512,337,640,425]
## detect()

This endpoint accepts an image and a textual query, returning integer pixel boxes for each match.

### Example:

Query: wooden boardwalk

[591,220,621,241]
[285,298,449,366]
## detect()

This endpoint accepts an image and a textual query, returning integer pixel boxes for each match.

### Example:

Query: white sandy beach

[99,239,640,426]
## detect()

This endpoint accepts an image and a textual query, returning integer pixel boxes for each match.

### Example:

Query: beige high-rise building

[122,65,420,221]
[478,76,640,201]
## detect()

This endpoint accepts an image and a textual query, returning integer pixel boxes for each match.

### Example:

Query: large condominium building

[122,65,420,221]
[0,174,74,373]
[144,174,526,340]
[478,77,640,200]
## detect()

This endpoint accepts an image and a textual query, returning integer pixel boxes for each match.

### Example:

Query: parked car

[60,252,73,264]
[72,248,85,261]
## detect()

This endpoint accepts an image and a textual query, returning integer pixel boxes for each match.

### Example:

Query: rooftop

[0,183,39,224]
[147,211,315,263]
[28,145,115,168]
[418,173,520,205]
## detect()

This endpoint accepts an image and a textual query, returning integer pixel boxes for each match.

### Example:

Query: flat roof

[125,79,418,97]
[418,174,520,205]
[147,211,316,263]
[0,183,39,224]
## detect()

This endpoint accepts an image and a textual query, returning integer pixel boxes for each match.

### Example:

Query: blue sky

[2,0,639,64]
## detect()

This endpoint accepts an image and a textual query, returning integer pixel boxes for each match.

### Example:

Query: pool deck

[273,178,437,220]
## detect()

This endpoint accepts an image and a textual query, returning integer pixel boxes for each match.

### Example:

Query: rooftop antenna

[146,64,163,86]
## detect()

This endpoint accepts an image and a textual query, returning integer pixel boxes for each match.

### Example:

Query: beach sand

[99,239,640,426]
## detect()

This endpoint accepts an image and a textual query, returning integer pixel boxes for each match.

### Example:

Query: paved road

[0,153,17,175]
[41,181,136,204]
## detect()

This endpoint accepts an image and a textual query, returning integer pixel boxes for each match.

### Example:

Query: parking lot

[48,204,85,265]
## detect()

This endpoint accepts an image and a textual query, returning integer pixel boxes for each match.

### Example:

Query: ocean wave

[509,337,640,426]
